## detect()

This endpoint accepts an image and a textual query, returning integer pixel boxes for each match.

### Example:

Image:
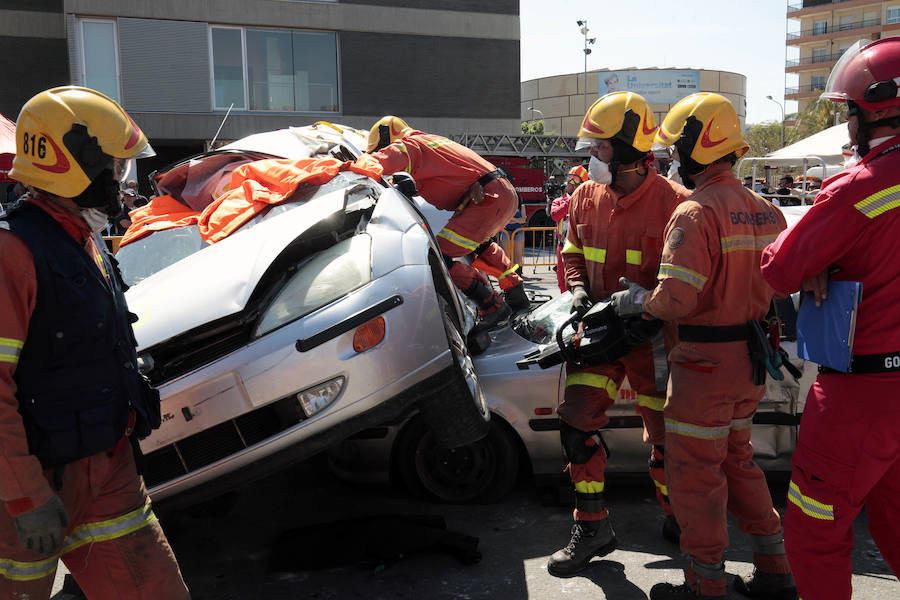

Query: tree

[521,120,544,134]
[744,121,784,159]
[792,97,845,141]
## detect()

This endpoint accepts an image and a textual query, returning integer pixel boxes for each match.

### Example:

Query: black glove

[14,494,69,555]
[610,277,649,317]
[570,285,592,317]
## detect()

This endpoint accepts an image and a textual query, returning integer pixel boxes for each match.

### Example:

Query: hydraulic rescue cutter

[516,299,663,371]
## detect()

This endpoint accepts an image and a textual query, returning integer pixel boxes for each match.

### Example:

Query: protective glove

[570,285,592,317]
[14,494,69,555]
[610,277,649,317]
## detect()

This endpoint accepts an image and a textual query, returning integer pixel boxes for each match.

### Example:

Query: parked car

[116,124,491,507]
[328,207,818,504]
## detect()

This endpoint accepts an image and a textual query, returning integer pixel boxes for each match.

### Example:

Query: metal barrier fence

[497,226,558,271]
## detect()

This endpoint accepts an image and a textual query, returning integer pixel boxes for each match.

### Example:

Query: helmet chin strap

[72,169,123,216]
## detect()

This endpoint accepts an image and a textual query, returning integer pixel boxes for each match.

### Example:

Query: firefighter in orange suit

[546,92,690,577]
[761,37,900,600]
[549,165,588,293]
[610,93,795,600]
[0,87,190,599]
[367,116,529,329]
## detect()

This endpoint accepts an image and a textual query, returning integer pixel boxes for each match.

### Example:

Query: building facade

[0,0,521,172]
[522,68,747,137]
[786,0,900,113]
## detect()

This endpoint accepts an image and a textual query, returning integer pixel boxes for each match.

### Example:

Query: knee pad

[560,422,602,465]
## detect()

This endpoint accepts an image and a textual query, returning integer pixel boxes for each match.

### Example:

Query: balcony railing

[785,83,827,95]
[788,0,875,13]
[786,51,844,67]
[787,16,881,39]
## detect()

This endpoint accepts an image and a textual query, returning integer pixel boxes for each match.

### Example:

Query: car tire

[417,296,490,448]
[397,416,519,504]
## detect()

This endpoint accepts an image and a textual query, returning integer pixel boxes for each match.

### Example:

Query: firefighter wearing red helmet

[612,93,795,600]
[549,165,588,293]
[0,87,189,598]
[761,37,900,600]
[546,92,690,577]
[367,116,529,329]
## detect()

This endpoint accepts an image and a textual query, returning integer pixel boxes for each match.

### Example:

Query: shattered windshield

[116,170,372,287]
[512,291,573,345]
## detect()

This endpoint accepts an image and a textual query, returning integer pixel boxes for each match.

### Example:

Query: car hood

[126,190,348,350]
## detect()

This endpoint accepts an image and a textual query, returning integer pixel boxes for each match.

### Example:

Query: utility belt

[477,169,506,188]
[678,321,801,385]
[819,351,900,375]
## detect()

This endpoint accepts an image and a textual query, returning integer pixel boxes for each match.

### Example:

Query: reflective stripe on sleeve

[500,265,519,279]
[720,234,779,254]
[658,263,707,291]
[0,337,24,365]
[664,417,730,440]
[574,480,605,493]
[561,239,583,255]
[0,501,158,581]
[437,228,478,252]
[855,183,900,219]
[788,481,834,520]
[625,249,642,265]
[424,137,451,149]
[637,394,666,412]
[653,479,669,495]
[566,373,619,398]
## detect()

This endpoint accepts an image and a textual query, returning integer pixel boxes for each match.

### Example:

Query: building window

[812,20,827,35]
[888,7,900,24]
[79,19,120,103]
[811,75,826,90]
[811,47,827,62]
[210,26,339,112]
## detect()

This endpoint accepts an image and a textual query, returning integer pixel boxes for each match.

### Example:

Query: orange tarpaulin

[119,195,200,247]
[197,155,383,244]
[118,155,383,248]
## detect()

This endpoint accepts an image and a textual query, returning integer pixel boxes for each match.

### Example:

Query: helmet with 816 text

[9,86,154,210]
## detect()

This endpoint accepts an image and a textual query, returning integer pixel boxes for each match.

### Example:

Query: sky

[520,0,794,125]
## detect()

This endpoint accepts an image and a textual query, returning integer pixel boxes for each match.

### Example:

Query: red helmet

[567,165,588,186]
[822,37,900,111]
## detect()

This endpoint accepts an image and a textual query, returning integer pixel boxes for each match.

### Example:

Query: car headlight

[255,234,372,337]
[297,376,345,417]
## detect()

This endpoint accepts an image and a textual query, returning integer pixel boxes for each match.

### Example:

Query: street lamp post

[766,95,786,149]
[576,20,596,112]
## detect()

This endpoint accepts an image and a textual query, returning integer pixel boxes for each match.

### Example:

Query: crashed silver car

[329,208,818,504]
[116,124,490,506]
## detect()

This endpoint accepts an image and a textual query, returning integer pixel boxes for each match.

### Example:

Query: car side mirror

[390,172,418,198]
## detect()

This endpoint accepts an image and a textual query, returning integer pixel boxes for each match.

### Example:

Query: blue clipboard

[796,280,863,373]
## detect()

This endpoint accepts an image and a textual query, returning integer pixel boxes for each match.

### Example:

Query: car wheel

[417,296,490,448]
[397,417,519,504]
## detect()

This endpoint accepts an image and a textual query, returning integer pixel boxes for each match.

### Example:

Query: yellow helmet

[367,116,413,153]
[576,92,658,153]
[10,86,153,198]
[655,92,748,167]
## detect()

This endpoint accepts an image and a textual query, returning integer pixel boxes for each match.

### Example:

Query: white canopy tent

[738,122,850,185]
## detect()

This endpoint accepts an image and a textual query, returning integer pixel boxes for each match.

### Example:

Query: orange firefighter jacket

[644,164,786,324]
[0,197,105,514]
[371,131,497,211]
[562,170,690,300]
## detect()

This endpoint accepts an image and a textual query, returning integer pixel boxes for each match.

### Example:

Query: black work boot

[649,583,724,600]
[662,514,681,545]
[547,519,617,577]
[503,283,530,313]
[734,570,797,600]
